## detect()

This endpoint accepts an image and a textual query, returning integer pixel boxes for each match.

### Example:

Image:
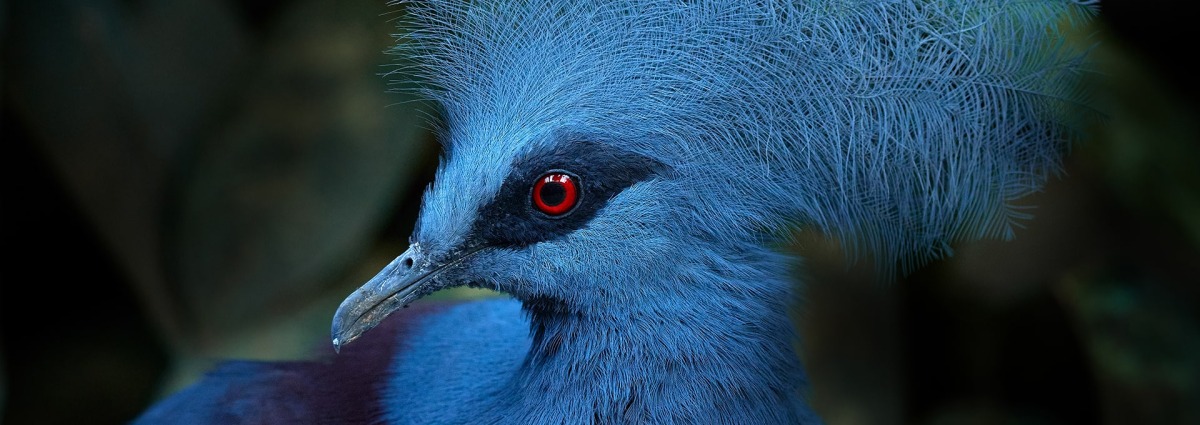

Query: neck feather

[497,246,817,423]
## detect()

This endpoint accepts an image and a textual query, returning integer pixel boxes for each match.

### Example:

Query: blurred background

[1,1,1196,424]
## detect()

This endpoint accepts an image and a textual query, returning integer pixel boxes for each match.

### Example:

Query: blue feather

[134,1,1101,423]
[398,0,1100,274]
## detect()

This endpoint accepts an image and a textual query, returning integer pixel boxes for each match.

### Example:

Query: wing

[132,301,456,425]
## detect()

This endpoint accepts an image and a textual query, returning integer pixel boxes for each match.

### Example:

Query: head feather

[387,0,1101,275]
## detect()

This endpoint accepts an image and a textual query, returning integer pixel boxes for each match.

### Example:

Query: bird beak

[330,243,439,352]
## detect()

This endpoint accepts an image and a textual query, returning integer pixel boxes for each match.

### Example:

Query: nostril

[402,257,414,269]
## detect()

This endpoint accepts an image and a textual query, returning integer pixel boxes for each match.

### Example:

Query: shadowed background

[2,1,1197,424]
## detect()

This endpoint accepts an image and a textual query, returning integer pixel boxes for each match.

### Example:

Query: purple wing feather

[132,301,454,425]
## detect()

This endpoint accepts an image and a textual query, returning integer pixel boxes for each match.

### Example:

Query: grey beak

[330,243,432,352]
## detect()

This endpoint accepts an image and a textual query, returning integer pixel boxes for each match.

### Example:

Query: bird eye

[532,172,579,217]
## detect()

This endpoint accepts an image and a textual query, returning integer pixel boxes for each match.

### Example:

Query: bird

[133,0,1101,423]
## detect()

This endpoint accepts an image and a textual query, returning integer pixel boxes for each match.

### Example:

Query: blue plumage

[402,0,1099,273]
[134,1,1100,423]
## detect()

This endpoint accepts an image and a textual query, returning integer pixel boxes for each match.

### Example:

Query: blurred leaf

[1084,25,1200,251]
[1058,276,1200,425]
[170,0,432,354]
[4,0,252,348]
[4,0,434,360]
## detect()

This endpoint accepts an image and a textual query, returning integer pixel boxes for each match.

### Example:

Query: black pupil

[540,182,567,207]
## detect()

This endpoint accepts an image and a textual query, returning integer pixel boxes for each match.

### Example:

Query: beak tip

[329,243,437,355]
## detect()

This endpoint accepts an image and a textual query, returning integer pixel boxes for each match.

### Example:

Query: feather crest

[388,0,1100,275]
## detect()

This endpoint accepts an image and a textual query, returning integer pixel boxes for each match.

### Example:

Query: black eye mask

[467,139,665,248]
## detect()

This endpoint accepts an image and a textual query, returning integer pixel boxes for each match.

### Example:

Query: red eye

[532,172,579,216]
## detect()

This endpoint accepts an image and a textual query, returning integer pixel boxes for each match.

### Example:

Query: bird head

[330,131,692,349]
[331,0,1100,350]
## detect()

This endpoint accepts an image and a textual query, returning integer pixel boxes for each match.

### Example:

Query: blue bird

[133,0,1101,423]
